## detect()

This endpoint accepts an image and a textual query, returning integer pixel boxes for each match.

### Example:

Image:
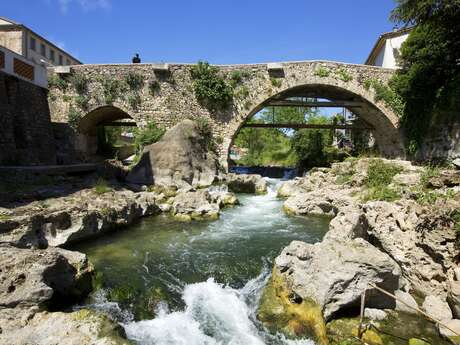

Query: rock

[171,189,220,221]
[324,206,368,241]
[0,244,92,309]
[277,178,306,198]
[422,295,453,321]
[408,339,431,345]
[438,319,460,343]
[453,158,460,170]
[0,309,130,345]
[448,281,460,319]
[225,173,267,194]
[428,170,460,188]
[363,200,457,297]
[392,172,421,186]
[268,239,401,321]
[364,308,388,321]
[126,119,218,188]
[1,189,161,247]
[455,267,460,281]
[395,290,419,314]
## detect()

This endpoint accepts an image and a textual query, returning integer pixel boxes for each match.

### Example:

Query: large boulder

[0,244,93,310]
[127,119,218,188]
[224,173,267,194]
[422,295,452,321]
[448,281,460,319]
[0,308,130,345]
[264,239,401,321]
[171,189,220,221]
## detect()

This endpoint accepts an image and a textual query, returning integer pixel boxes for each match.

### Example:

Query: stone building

[0,16,81,67]
[365,27,411,69]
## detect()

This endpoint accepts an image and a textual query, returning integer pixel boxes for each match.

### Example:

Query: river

[73,179,330,345]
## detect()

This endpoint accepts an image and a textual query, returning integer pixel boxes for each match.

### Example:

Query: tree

[390,0,460,154]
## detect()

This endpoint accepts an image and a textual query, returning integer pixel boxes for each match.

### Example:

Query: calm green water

[74,179,330,345]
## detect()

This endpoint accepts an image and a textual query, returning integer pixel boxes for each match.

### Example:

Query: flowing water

[74,179,330,345]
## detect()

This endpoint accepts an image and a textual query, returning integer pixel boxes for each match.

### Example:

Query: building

[0,16,81,66]
[365,27,412,69]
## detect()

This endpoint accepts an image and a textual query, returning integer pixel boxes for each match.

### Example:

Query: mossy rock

[408,339,431,345]
[258,267,328,345]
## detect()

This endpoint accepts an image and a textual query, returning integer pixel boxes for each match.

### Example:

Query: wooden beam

[98,121,137,127]
[243,123,373,130]
[266,100,363,108]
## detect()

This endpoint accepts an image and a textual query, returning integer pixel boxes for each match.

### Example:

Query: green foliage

[452,209,460,234]
[69,73,88,94]
[108,285,137,304]
[194,117,216,152]
[101,78,124,104]
[234,85,250,100]
[133,121,165,154]
[314,67,331,78]
[125,72,144,91]
[148,80,160,95]
[420,165,441,186]
[270,77,282,88]
[127,92,142,109]
[365,78,405,117]
[335,68,353,82]
[74,94,89,109]
[62,95,72,102]
[191,61,233,110]
[389,0,460,154]
[48,74,67,90]
[361,159,403,201]
[94,178,111,194]
[68,106,82,129]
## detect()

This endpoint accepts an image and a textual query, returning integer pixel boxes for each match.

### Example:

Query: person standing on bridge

[132,53,141,63]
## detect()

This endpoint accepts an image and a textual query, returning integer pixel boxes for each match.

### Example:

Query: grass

[94,178,111,194]
[452,209,460,234]
[270,77,282,88]
[361,159,403,201]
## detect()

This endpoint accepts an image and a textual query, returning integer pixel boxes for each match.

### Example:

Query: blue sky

[2,0,398,65]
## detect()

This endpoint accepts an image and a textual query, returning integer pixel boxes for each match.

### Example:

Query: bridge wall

[48,61,404,167]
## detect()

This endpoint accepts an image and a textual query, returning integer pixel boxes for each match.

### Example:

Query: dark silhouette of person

[132,53,141,63]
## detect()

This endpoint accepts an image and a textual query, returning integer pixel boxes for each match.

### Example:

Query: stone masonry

[0,71,56,165]
[48,61,404,168]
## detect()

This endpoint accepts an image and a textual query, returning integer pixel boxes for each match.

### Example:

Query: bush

[102,78,124,104]
[191,61,233,111]
[68,106,82,129]
[94,178,111,194]
[362,159,403,201]
[74,95,89,109]
[127,92,142,109]
[148,80,160,95]
[314,67,330,78]
[270,77,282,88]
[195,117,215,152]
[69,73,88,94]
[125,72,144,91]
[48,74,67,90]
[133,121,165,154]
[335,68,353,82]
[365,78,405,117]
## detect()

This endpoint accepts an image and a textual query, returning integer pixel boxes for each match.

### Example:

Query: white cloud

[55,0,110,14]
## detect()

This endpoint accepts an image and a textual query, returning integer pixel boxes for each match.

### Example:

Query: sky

[2,0,399,65]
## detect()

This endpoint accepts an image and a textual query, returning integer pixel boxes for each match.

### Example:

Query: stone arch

[224,80,404,167]
[75,105,137,160]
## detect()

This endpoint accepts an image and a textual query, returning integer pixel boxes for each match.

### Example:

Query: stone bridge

[48,60,404,167]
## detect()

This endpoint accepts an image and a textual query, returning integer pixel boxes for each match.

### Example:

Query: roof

[0,16,82,64]
[365,27,413,65]
[0,16,20,25]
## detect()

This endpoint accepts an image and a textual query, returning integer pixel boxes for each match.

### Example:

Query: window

[66,58,71,65]
[30,37,36,51]
[40,43,46,57]
[59,55,63,65]
[49,49,55,62]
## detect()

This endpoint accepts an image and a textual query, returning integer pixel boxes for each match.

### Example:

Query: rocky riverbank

[259,158,460,344]
[0,174,266,344]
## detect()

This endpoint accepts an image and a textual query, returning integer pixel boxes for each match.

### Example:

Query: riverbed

[73,179,330,345]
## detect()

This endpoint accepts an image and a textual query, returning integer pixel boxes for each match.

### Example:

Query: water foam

[123,271,315,345]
